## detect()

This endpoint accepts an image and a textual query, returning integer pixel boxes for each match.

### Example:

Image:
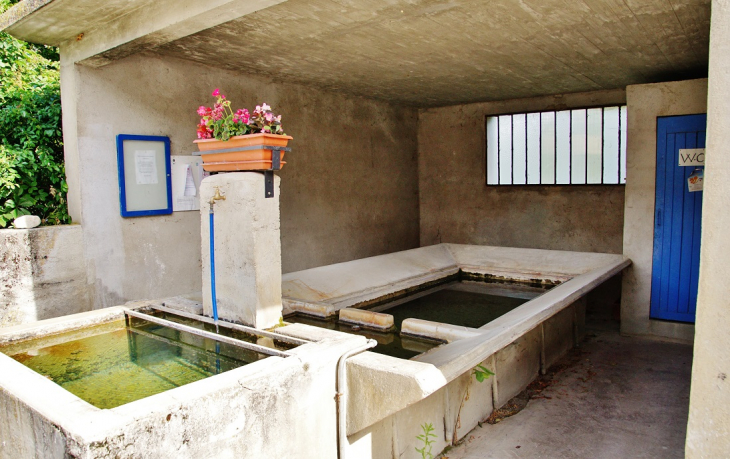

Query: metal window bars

[486,106,627,186]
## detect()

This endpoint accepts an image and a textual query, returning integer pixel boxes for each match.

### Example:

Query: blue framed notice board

[116,134,173,217]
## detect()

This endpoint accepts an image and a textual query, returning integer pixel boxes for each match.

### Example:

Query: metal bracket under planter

[194,145,291,198]
[264,146,283,198]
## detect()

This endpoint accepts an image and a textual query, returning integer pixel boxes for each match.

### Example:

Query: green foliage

[473,364,495,383]
[0,145,68,227]
[415,422,437,459]
[0,0,20,14]
[0,25,68,227]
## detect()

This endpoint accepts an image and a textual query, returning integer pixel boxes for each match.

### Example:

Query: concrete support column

[686,0,730,455]
[58,55,82,224]
[200,173,283,329]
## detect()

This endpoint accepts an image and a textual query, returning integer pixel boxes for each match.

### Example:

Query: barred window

[486,106,627,185]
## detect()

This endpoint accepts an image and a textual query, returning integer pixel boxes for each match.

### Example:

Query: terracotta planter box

[194,133,293,172]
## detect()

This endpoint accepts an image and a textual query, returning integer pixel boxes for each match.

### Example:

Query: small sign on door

[688,168,704,192]
[679,148,705,167]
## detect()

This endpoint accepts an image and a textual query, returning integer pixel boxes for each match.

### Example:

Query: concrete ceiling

[3,0,711,107]
[0,0,158,45]
[153,0,711,106]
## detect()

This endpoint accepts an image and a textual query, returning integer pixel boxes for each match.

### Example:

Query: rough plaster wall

[418,90,626,253]
[63,53,418,307]
[686,1,730,455]
[0,231,33,326]
[621,79,707,342]
[0,226,91,326]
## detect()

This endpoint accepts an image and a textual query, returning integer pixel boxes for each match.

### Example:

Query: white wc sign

[679,148,705,166]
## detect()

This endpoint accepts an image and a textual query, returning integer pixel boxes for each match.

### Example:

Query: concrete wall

[0,308,365,459]
[0,225,92,326]
[346,298,587,459]
[686,1,730,455]
[60,52,419,308]
[621,79,707,342]
[417,89,626,253]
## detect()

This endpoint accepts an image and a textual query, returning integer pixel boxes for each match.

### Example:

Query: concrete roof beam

[1,0,287,67]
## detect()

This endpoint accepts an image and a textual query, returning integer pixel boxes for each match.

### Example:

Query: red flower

[197,122,212,139]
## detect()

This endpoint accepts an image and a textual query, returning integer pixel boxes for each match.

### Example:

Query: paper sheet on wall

[184,166,197,196]
[171,156,207,211]
[134,150,158,185]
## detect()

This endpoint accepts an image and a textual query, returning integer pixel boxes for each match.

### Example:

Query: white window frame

[486,106,627,185]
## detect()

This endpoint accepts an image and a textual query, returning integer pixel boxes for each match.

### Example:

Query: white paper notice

[171,156,205,211]
[184,165,197,197]
[135,150,158,185]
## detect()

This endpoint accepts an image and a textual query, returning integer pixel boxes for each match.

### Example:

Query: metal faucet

[209,187,226,212]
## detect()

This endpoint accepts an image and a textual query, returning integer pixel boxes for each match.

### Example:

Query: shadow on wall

[586,272,623,322]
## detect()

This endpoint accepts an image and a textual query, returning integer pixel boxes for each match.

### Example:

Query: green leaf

[18,195,35,207]
[473,364,495,382]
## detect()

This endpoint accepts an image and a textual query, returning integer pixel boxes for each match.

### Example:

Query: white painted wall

[621,78,707,342]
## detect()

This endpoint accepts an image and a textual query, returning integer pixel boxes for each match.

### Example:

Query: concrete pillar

[686,1,730,455]
[200,173,283,329]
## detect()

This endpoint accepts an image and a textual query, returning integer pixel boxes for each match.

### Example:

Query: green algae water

[386,284,532,329]
[374,280,552,329]
[2,316,270,409]
[286,279,552,359]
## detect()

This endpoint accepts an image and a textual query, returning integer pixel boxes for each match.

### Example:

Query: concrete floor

[439,316,693,459]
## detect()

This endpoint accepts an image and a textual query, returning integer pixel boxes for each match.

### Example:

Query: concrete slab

[1,0,710,106]
[446,244,627,279]
[283,244,630,312]
[437,324,692,459]
[282,244,458,308]
[1,0,286,65]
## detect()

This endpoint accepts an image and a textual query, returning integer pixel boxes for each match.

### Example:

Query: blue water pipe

[209,187,225,332]
[209,210,219,326]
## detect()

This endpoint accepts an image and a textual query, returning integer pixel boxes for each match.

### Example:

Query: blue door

[650,114,706,323]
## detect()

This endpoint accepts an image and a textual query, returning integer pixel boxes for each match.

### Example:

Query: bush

[0,23,69,227]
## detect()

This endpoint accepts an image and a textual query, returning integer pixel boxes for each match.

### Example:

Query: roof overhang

[1,0,711,107]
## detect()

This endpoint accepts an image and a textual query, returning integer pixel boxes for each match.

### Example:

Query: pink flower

[197,105,208,116]
[212,103,224,120]
[264,112,274,122]
[212,88,220,97]
[261,103,271,111]
[234,108,250,124]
